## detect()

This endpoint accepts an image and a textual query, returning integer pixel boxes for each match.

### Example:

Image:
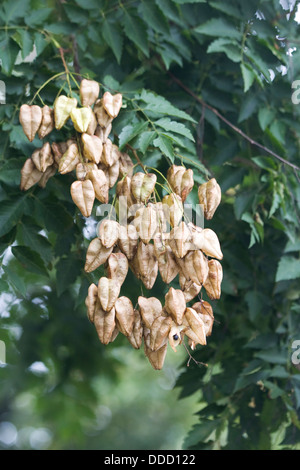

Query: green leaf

[183,420,221,449]
[173,0,206,3]
[138,90,196,122]
[258,108,275,131]
[63,4,88,24]
[0,36,19,75]
[0,197,25,238]
[139,1,169,35]
[12,246,48,277]
[123,12,149,57]
[56,256,81,297]
[18,222,53,265]
[118,121,149,150]
[207,38,241,63]
[195,18,242,40]
[3,265,26,297]
[34,32,48,56]
[269,120,286,146]
[254,348,288,365]
[25,8,52,27]
[137,131,157,153]
[34,200,73,234]
[0,158,24,186]
[276,256,300,282]
[13,30,34,59]
[2,0,30,23]
[102,21,123,64]
[238,95,258,122]
[241,63,255,92]
[284,237,300,253]
[153,134,174,162]
[154,118,195,141]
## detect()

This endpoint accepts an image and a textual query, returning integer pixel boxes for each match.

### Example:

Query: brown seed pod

[179,273,202,303]
[58,143,80,175]
[20,158,43,191]
[198,178,221,220]
[95,123,112,143]
[118,224,139,260]
[192,228,223,260]
[102,139,120,167]
[106,159,120,188]
[176,249,209,286]
[38,164,57,188]
[156,245,179,284]
[19,104,43,142]
[167,165,194,202]
[131,172,157,203]
[150,315,172,351]
[71,179,95,217]
[98,219,119,248]
[127,309,143,349]
[51,141,69,166]
[116,176,136,210]
[31,142,54,173]
[76,162,97,180]
[109,326,119,343]
[84,238,114,273]
[38,105,55,139]
[87,168,109,203]
[70,107,92,133]
[94,99,113,128]
[98,277,121,312]
[85,110,98,136]
[164,287,186,325]
[133,204,158,244]
[168,323,183,353]
[138,296,162,329]
[169,222,192,258]
[102,91,122,118]
[203,259,223,300]
[107,252,128,286]
[119,152,134,178]
[136,241,158,290]
[81,133,103,164]
[144,327,168,370]
[191,301,214,336]
[80,79,100,107]
[115,296,135,336]
[183,308,207,346]
[162,193,183,228]
[85,283,98,323]
[54,95,77,130]
[94,302,116,345]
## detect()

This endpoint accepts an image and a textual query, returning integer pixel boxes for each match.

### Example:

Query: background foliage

[0,0,300,450]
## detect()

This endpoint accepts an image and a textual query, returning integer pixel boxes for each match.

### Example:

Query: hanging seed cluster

[19,79,223,370]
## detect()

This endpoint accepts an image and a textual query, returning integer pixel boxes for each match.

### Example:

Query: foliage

[0,0,300,450]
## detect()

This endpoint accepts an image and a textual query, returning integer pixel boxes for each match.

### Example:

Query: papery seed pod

[176,250,209,286]
[94,302,116,345]
[180,274,202,303]
[20,158,43,191]
[116,176,136,209]
[119,152,134,178]
[38,164,57,188]
[80,79,100,107]
[133,204,158,244]
[70,179,95,217]
[162,193,183,228]
[31,142,54,173]
[76,162,97,180]
[38,105,54,139]
[203,259,223,300]
[198,178,221,220]
[51,141,69,166]
[98,277,121,312]
[150,315,172,351]
[58,143,80,175]
[183,308,207,346]
[54,95,77,130]
[81,133,103,164]
[107,159,120,188]
[138,296,162,329]
[98,219,119,248]
[102,91,122,118]
[107,252,128,286]
[169,222,192,258]
[156,246,179,284]
[192,228,223,260]
[19,104,42,142]
[95,123,112,143]
[192,301,214,336]
[87,168,109,203]
[118,224,138,260]
[136,242,158,290]
[127,309,143,349]
[84,238,113,272]
[85,110,98,136]
[115,296,135,336]
[153,231,170,256]
[165,287,186,325]
[144,328,167,370]
[85,283,98,323]
[131,172,157,203]
[167,165,194,202]
[94,100,113,128]
[102,139,120,167]
[70,107,92,133]
[168,323,183,352]
[109,326,119,343]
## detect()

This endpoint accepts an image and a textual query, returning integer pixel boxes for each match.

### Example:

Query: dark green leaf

[102,21,123,64]
[12,246,48,277]
[0,197,25,238]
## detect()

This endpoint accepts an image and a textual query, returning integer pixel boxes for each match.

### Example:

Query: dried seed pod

[70,179,95,217]
[51,141,69,166]
[102,91,122,118]
[107,159,120,188]
[192,228,223,260]
[38,105,54,139]
[183,308,207,346]
[58,143,80,175]
[98,219,119,248]
[144,328,167,370]
[133,204,158,244]
[80,79,100,107]
[169,222,192,258]
[176,250,209,286]
[19,104,42,142]
[181,278,202,303]
[156,246,179,284]
[138,296,162,328]
[54,95,77,130]
[168,323,183,352]
[70,107,92,133]
[109,326,119,343]
[118,224,139,260]
[136,241,158,290]
[81,133,103,164]
[150,315,172,351]
[115,296,135,336]
[198,178,221,220]
[164,287,186,325]
[131,172,157,203]
[107,252,128,286]
[167,165,194,202]
[116,176,136,209]
[87,168,109,203]
[162,193,183,228]
[95,123,112,143]
[102,139,120,167]
[31,142,54,173]
[203,259,223,300]
[85,283,98,323]
[94,99,113,128]
[94,302,116,345]
[85,110,98,136]
[98,277,121,312]
[20,158,43,190]
[76,162,97,180]
[119,152,134,178]
[192,301,214,336]
[84,238,113,272]
[127,309,143,349]
[38,164,57,188]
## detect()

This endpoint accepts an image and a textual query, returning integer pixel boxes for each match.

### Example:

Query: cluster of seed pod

[19,79,223,370]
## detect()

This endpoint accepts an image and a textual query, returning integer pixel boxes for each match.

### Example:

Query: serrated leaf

[276,256,300,282]
[241,63,255,92]
[56,256,82,297]
[0,197,25,238]
[155,118,195,141]
[123,12,149,57]
[138,131,157,153]
[18,222,53,264]
[34,200,73,234]
[25,8,52,27]
[183,420,221,449]
[195,18,242,40]
[138,90,196,122]
[118,121,148,150]
[207,38,241,63]
[258,108,275,131]
[102,21,123,64]
[153,134,174,162]
[0,36,19,75]
[12,246,48,277]
[139,1,169,35]
[173,0,206,3]
[13,30,34,59]
[0,158,24,186]
[2,0,30,23]
[3,265,26,297]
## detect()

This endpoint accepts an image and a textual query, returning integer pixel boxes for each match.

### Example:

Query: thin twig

[126,144,147,173]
